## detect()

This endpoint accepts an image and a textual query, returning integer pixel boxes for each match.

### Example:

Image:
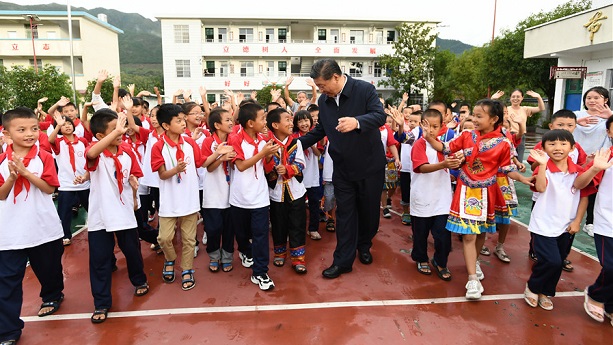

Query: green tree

[4,64,73,111]
[378,22,437,100]
[0,66,10,112]
[84,75,115,112]
[255,85,293,106]
[448,47,489,104]
[483,0,591,116]
[432,49,456,103]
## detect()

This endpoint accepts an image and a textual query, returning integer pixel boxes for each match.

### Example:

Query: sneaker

[583,224,594,237]
[239,252,253,268]
[475,261,485,281]
[401,213,411,225]
[147,212,155,222]
[193,245,199,258]
[251,273,275,291]
[465,279,483,300]
[382,207,391,218]
[495,245,511,263]
[386,197,392,207]
[202,232,208,245]
[480,246,491,256]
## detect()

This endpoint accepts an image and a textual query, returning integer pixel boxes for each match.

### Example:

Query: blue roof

[0,10,124,34]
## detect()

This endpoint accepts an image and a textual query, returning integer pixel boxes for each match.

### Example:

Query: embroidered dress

[495,128,520,223]
[443,129,517,234]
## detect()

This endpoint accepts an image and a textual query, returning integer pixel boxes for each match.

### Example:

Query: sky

[13,0,597,46]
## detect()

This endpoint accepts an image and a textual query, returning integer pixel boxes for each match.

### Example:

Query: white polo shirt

[52,136,90,191]
[0,147,63,250]
[399,126,421,173]
[183,130,207,191]
[267,137,307,202]
[322,142,334,183]
[201,134,231,209]
[140,131,161,188]
[528,158,583,237]
[229,131,270,209]
[410,138,453,217]
[86,143,142,232]
[592,147,613,238]
[151,135,201,217]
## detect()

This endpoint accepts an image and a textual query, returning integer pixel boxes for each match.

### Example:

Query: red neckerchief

[103,146,125,204]
[162,132,185,180]
[242,130,261,178]
[212,132,230,184]
[6,144,38,203]
[271,134,292,167]
[62,135,79,173]
[126,133,143,163]
[467,127,502,167]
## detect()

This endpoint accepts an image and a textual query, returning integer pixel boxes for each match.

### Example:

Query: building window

[218,28,227,42]
[330,29,339,43]
[349,62,362,77]
[278,28,287,43]
[278,61,287,76]
[374,62,382,77]
[318,29,326,42]
[349,30,363,44]
[266,28,274,43]
[29,59,42,67]
[266,61,275,76]
[239,28,254,43]
[24,24,39,39]
[176,59,191,78]
[207,94,216,103]
[174,25,189,43]
[46,31,57,39]
[8,31,17,38]
[204,61,215,76]
[387,30,395,44]
[240,61,254,77]
[205,28,214,42]
[219,61,229,77]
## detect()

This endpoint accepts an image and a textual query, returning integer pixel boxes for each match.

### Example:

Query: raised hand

[236,92,245,104]
[491,90,504,99]
[591,147,613,171]
[223,89,235,99]
[420,118,431,137]
[53,112,66,127]
[199,85,207,96]
[402,92,409,102]
[594,103,612,119]
[528,149,548,166]
[56,96,70,107]
[250,90,257,100]
[305,78,315,87]
[526,90,541,98]
[127,84,135,96]
[154,86,161,95]
[174,89,184,97]
[285,76,294,86]
[390,107,404,126]
[113,75,121,89]
[97,69,109,83]
[37,97,48,105]
[191,127,203,141]
[183,89,192,100]
[270,89,281,100]
[115,112,128,135]
[121,94,133,111]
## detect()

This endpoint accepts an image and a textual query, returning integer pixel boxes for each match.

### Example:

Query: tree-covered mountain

[0,1,162,64]
[436,37,474,55]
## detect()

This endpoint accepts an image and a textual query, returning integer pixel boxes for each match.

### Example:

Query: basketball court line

[22,290,584,323]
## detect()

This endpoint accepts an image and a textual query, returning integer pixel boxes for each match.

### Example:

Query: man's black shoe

[322,265,352,279]
[358,251,373,265]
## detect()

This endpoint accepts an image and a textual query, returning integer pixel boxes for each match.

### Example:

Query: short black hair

[475,99,504,129]
[550,109,577,122]
[427,101,448,113]
[607,115,613,131]
[132,115,142,127]
[307,104,319,112]
[58,102,77,112]
[238,103,263,128]
[541,129,575,146]
[132,97,144,107]
[181,102,200,115]
[310,58,342,80]
[90,108,118,136]
[2,107,38,129]
[53,115,75,132]
[266,102,281,112]
[157,103,183,127]
[118,88,129,98]
[292,110,313,132]
[422,109,443,123]
[208,107,230,133]
[239,99,257,108]
[267,108,289,131]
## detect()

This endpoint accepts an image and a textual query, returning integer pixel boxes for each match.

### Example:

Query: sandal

[416,262,431,275]
[529,252,538,262]
[583,288,604,322]
[0,340,17,345]
[273,257,285,267]
[494,246,511,263]
[209,261,220,273]
[538,294,554,311]
[309,231,322,240]
[293,264,308,274]
[562,259,574,272]
[222,262,233,272]
[162,260,175,283]
[181,269,196,291]
[524,284,538,308]
[38,294,64,317]
[605,311,613,327]
[480,246,491,256]
[62,238,71,246]
[326,219,335,232]
[431,258,451,281]
[91,308,108,324]
[134,283,149,297]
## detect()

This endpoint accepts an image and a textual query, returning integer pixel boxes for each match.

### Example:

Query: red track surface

[19,211,612,344]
